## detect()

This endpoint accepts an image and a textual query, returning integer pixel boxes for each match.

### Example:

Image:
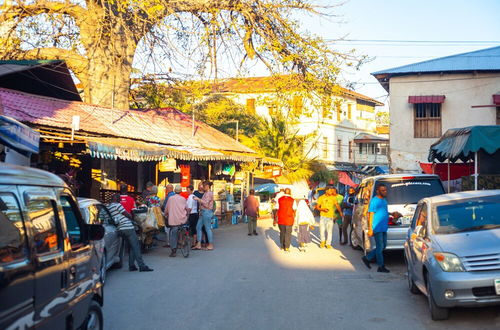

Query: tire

[406,257,420,294]
[111,239,124,269]
[425,273,449,321]
[350,227,361,250]
[179,229,191,258]
[99,252,106,286]
[82,301,103,330]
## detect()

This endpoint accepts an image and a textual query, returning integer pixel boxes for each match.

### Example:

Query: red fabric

[277,196,295,226]
[338,171,358,187]
[419,162,474,181]
[120,195,135,213]
[493,94,500,105]
[180,164,191,187]
[179,191,189,199]
[408,95,445,104]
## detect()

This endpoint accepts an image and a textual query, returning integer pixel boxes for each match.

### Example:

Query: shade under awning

[408,95,445,104]
[428,125,500,163]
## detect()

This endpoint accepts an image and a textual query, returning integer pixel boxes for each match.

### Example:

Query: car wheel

[99,251,106,286]
[112,239,124,269]
[350,227,361,250]
[82,301,103,330]
[406,257,420,294]
[425,273,449,320]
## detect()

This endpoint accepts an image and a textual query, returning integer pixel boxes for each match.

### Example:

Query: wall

[389,72,500,172]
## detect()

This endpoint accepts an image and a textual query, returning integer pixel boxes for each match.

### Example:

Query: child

[294,198,316,252]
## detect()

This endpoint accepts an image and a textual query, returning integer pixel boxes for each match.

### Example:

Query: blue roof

[372,46,500,76]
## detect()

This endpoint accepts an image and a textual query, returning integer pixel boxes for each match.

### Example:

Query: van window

[0,193,28,264]
[61,196,84,248]
[27,199,61,255]
[375,178,444,205]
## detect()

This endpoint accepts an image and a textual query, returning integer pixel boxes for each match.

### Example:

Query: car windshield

[433,195,500,234]
[376,178,445,205]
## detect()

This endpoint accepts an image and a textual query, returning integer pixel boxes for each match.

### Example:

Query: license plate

[495,279,500,295]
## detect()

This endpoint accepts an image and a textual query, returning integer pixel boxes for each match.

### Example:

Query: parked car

[350,174,445,253]
[78,198,124,284]
[405,190,500,320]
[0,163,105,330]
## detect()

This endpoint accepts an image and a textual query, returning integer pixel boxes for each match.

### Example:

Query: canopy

[428,126,500,163]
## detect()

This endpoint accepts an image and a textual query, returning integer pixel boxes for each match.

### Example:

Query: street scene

[1,1,500,330]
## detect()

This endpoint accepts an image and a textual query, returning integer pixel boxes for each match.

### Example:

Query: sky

[294,0,500,108]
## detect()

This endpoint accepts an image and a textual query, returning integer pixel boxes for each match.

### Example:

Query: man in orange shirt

[275,188,296,252]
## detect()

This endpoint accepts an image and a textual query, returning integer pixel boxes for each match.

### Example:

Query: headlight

[433,252,465,272]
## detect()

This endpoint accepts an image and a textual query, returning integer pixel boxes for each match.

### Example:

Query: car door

[409,202,429,287]
[96,203,120,266]
[21,187,67,329]
[352,183,366,242]
[59,192,97,329]
[0,189,35,330]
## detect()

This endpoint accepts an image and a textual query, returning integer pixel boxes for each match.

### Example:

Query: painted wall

[388,72,500,172]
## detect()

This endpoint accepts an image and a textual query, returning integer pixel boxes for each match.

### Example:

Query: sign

[0,115,39,155]
[159,158,176,172]
[263,165,282,178]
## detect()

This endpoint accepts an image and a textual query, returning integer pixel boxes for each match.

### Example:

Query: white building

[211,75,387,168]
[372,46,500,173]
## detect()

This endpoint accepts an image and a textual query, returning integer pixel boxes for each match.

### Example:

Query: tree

[0,1,360,110]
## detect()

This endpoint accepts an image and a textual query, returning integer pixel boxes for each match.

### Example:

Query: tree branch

[1,1,88,22]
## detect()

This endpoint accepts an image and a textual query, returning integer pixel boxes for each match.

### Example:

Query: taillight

[388,216,397,226]
[402,176,416,180]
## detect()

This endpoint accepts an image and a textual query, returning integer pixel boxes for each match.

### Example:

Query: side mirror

[87,224,105,241]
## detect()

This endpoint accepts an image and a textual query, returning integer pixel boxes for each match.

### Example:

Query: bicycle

[176,223,192,258]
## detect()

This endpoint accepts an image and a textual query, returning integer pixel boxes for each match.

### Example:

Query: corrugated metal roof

[0,87,255,154]
[372,46,500,75]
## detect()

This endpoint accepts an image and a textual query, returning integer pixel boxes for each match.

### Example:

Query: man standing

[165,185,188,257]
[316,186,343,249]
[243,189,260,236]
[186,185,199,245]
[341,187,356,245]
[193,181,215,251]
[275,188,296,252]
[161,184,175,247]
[107,194,153,272]
[119,183,136,214]
[361,184,401,273]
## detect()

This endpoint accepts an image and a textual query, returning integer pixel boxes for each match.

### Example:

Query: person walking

[193,181,214,251]
[107,194,153,272]
[165,185,188,257]
[294,197,315,252]
[316,186,343,249]
[161,184,175,248]
[186,185,199,246]
[341,187,356,245]
[361,184,402,273]
[275,188,296,252]
[243,189,260,236]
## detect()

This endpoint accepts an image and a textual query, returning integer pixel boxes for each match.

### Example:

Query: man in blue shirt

[361,184,401,273]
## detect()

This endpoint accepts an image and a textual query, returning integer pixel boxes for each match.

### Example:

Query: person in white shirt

[186,185,199,246]
[295,198,316,252]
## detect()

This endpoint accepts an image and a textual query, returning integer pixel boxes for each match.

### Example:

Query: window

[0,193,27,264]
[358,143,363,155]
[292,95,303,116]
[347,104,352,120]
[370,143,376,154]
[27,198,61,255]
[61,196,84,248]
[414,103,442,138]
[348,141,353,160]
[337,139,342,158]
[321,98,331,119]
[497,107,500,125]
[322,137,328,159]
[246,98,256,114]
[267,104,276,117]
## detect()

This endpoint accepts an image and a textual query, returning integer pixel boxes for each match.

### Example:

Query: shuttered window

[414,103,442,138]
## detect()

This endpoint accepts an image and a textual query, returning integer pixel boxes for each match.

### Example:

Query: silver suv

[405,190,500,320]
[350,174,445,253]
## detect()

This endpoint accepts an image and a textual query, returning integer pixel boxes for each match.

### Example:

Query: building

[372,46,500,173]
[209,75,388,170]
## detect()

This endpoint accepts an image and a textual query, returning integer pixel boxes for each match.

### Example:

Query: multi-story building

[372,46,500,173]
[210,75,387,169]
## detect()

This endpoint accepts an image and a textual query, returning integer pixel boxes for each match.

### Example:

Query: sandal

[192,246,202,250]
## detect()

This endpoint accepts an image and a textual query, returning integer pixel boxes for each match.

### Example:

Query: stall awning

[428,125,500,163]
[408,95,445,104]
[0,115,39,156]
[85,136,274,164]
